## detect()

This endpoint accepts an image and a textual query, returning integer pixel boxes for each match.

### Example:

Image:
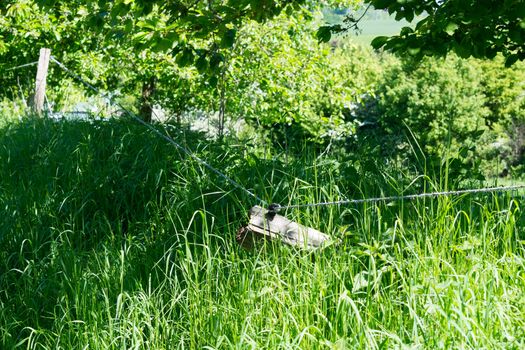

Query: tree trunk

[140,76,156,123]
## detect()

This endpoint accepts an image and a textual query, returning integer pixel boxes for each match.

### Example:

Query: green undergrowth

[1,117,525,349]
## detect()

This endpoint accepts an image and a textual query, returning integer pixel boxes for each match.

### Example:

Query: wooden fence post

[33,48,51,115]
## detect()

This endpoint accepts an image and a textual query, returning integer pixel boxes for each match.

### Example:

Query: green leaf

[371,36,389,49]
[154,38,173,51]
[445,22,459,35]
[471,130,485,139]
[389,4,400,15]
[209,52,224,72]
[509,29,523,45]
[195,54,208,73]
[208,75,218,88]
[400,26,413,36]
[505,54,519,67]
[371,0,393,10]
[405,9,414,22]
[415,17,430,31]
[175,48,194,67]
[485,47,498,59]
[395,10,405,21]
[316,26,332,43]
[220,29,236,48]
[454,39,472,58]
[132,31,152,43]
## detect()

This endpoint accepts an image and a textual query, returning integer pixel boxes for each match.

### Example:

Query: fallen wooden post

[237,206,330,250]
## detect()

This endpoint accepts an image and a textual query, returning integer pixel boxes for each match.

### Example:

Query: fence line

[47,56,525,212]
[6,61,39,71]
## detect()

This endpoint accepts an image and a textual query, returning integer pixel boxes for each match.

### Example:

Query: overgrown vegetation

[2,1,525,349]
[1,117,525,348]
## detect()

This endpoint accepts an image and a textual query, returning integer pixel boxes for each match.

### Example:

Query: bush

[475,57,525,177]
[350,55,490,182]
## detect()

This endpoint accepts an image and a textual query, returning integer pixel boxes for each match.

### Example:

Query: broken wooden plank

[236,206,330,250]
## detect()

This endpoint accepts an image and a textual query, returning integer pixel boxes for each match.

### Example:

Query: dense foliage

[365,0,525,66]
[221,12,386,145]
[2,1,525,348]
[477,57,525,175]
[348,54,525,179]
[350,56,488,179]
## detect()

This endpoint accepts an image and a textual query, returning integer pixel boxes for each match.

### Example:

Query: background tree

[0,1,211,121]
[1,0,360,122]
[223,10,386,146]
[475,57,525,175]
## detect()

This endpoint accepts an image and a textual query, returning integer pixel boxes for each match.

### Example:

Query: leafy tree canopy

[6,0,355,70]
[323,0,525,66]
[3,1,524,68]
[370,0,525,66]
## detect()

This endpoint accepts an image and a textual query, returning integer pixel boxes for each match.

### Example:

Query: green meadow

[1,117,524,349]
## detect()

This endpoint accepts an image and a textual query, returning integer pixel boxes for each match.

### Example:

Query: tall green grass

[1,117,525,349]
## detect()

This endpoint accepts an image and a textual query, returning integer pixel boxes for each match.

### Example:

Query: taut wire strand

[6,61,39,71]
[274,185,525,211]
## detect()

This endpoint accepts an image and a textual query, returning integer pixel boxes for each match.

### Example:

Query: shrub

[475,57,525,177]
[225,12,387,147]
[350,55,490,182]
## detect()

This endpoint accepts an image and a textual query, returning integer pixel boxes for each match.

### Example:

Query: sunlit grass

[1,117,524,349]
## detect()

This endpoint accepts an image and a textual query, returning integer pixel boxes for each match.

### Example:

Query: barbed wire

[273,185,525,211]
[6,61,39,71]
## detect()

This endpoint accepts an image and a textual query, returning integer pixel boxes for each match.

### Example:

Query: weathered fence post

[33,48,51,115]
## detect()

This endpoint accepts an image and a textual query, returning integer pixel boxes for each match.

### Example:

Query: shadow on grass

[0,117,272,334]
[0,117,374,341]
[0,117,260,242]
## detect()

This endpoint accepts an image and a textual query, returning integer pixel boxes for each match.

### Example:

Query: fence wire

[49,56,525,212]
[50,56,268,206]
[273,185,525,211]
[6,61,39,71]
